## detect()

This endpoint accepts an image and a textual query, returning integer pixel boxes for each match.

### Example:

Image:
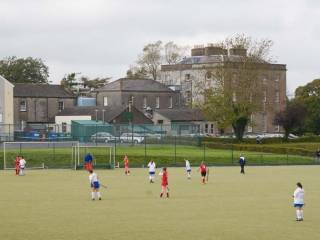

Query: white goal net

[72,145,115,170]
[3,141,79,170]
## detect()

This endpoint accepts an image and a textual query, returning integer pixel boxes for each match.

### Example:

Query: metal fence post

[203,142,206,163]
[144,135,147,167]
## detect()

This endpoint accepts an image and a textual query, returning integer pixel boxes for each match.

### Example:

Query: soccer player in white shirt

[185,159,191,179]
[89,170,101,200]
[19,156,26,176]
[147,161,156,183]
[293,182,305,221]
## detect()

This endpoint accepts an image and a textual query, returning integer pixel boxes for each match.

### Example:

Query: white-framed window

[168,96,173,108]
[58,101,64,112]
[275,91,280,103]
[263,91,267,103]
[210,124,214,134]
[103,97,108,106]
[143,96,147,109]
[232,92,236,102]
[205,124,208,133]
[20,100,27,112]
[156,96,160,108]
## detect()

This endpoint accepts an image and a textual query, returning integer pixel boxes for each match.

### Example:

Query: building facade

[0,75,14,140]
[14,84,75,127]
[160,45,287,134]
[94,78,182,111]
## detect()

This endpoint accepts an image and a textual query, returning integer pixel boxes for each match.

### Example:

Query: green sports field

[1,166,320,240]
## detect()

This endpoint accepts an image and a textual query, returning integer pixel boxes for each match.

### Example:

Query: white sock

[300,210,303,219]
[91,192,95,199]
[97,192,101,199]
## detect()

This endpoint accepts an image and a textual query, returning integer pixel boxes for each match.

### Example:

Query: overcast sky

[1,0,319,95]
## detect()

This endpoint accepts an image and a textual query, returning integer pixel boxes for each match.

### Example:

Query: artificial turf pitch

[0,166,319,240]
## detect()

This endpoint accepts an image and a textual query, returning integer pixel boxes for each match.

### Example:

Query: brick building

[160,45,287,134]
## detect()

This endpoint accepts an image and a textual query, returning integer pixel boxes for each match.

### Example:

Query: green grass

[1,166,320,240]
[0,144,317,169]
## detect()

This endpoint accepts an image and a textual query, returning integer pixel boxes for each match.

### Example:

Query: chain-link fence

[0,123,318,169]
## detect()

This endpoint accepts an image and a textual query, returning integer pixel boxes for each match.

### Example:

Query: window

[20,100,27,112]
[205,124,208,133]
[156,96,160,108]
[186,91,192,103]
[58,101,64,112]
[262,75,267,85]
[157,120,163,124]
[210,124,214,134]
[103,97,108,106]
[185,74,191,81]
[275,91,280,103]
[168,96,173,108]
[274,124,280,133]
[232,92,237,102]
[143,97,147,109]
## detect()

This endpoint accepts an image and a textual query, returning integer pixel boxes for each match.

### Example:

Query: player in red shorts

[123,154,130,175]
[14,155,20,175]
[198,161,207,184]
[159,167,169,198]
[84,153,93,171]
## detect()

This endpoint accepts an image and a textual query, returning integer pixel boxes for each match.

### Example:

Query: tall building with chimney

[159,44,287,134]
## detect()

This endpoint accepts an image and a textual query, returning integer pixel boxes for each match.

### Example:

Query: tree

[274,100,307,140]
[128,41,187,80]
[60,72,79,90]
[0,56,49,84]
[80,76,110,90]
[295,79,320,134]
[61,73,110,95]
[197,34,274,140]
[164,41,187,64]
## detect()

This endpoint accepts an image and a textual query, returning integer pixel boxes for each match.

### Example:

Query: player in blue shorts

[89,170,101,200]
[293,182,305,221]
[147,160,156,183]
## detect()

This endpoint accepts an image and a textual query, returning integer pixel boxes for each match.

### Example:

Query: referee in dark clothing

[239,154,246,174]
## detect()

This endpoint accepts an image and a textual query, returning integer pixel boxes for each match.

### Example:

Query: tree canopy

[197,34,274,140]
[127,41,188,80]
[0,56,49,84]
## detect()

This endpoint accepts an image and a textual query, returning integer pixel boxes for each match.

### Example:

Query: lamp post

[95,109,98,122]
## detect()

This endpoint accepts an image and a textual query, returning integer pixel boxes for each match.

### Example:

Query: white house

[0,75,14,140]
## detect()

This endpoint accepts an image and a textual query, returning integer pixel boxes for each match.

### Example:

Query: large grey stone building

[160,45,287,134]
[94,78,182,111]
[14,84,75,126]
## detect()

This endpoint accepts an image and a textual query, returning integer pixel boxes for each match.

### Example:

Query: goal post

[73,145,115,170]
[3,141,79,170]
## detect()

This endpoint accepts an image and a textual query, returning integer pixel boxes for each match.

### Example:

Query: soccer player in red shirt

[15,155,20,175]
[159,167,169,198]
[198,161,207,184]
[123,154,130,175]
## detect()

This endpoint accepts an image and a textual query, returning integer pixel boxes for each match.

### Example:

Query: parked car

[120,133,144,144]
[90,132,116,143]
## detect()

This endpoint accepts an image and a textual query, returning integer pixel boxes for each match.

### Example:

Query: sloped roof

[0,75,14,87]
[96,78,174,92]
[57,106,153,124]
[155,108,205,122]
[14,84,75,98]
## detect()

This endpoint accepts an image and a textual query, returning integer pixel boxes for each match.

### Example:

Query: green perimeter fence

[1,136,319,170]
